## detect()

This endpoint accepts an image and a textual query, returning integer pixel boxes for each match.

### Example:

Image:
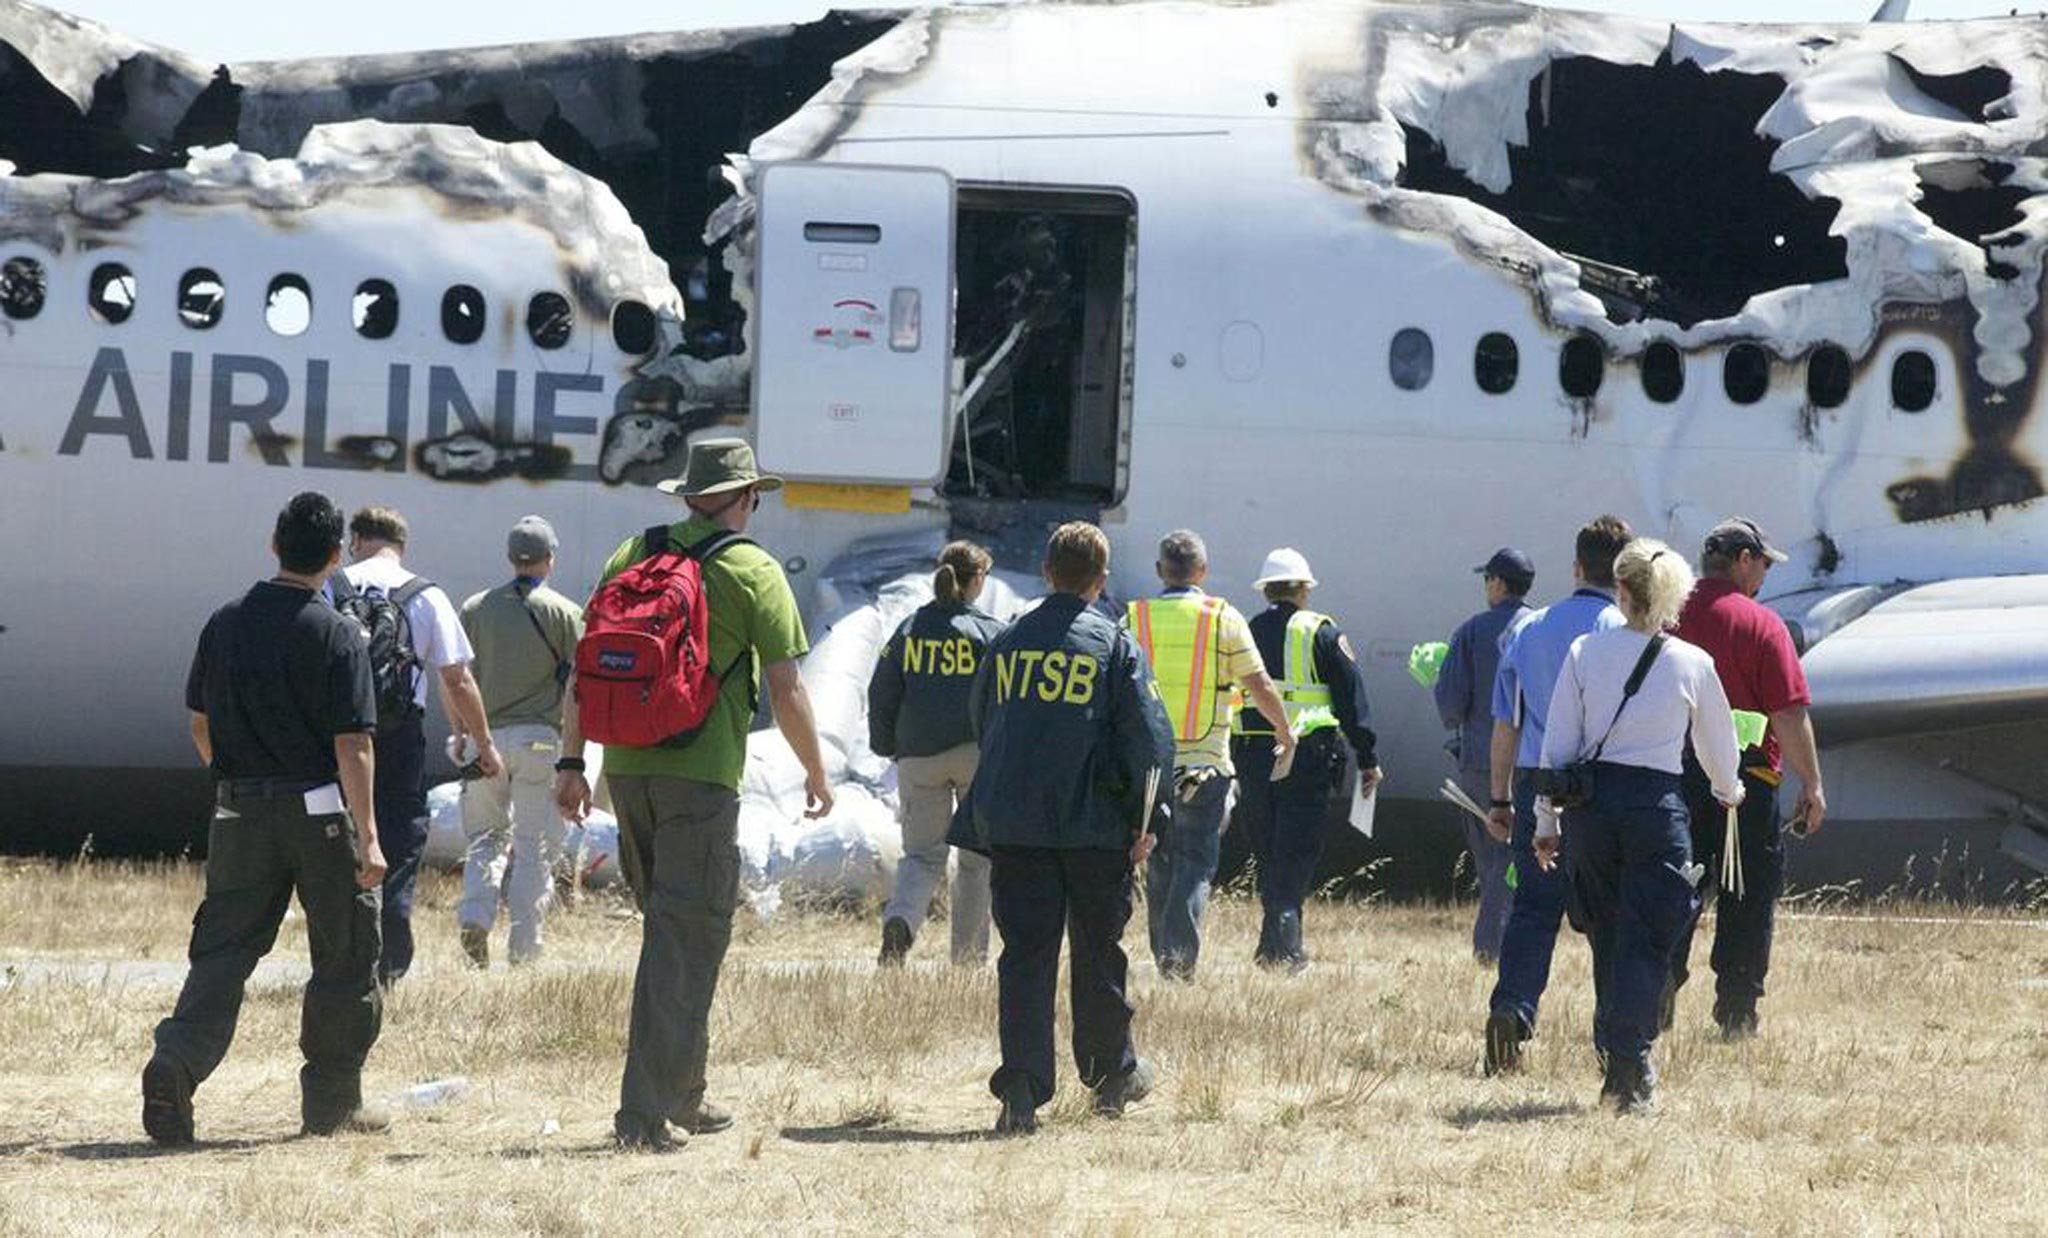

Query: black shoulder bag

[1530,635,1665,810]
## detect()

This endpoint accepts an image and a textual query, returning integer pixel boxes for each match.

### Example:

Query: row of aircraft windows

[1389,327,1939,413]
[0,254,664,355]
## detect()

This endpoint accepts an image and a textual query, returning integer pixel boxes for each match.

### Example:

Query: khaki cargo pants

[609,773,740,1130]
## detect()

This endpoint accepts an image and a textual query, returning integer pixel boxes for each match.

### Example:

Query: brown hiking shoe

[674,1102,733,1134]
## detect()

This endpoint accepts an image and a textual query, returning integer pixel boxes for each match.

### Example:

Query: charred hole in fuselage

[436,14,898,361]
[1915,160,2029,281]
[1398,55,1846,327]
[1723,343,1769,405]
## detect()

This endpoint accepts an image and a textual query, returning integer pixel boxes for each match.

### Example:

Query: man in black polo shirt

[142,492,390,1144]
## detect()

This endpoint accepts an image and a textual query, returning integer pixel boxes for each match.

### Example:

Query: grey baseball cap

[508,515,559,562]
[1704,517,1789,564]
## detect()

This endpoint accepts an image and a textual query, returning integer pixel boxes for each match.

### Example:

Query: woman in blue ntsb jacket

[1534,539,1743,1113]
[868,540,1006,966]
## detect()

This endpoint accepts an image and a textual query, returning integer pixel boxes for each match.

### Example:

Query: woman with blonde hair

[1533,537,1743,1111]
[868,540,1005,965]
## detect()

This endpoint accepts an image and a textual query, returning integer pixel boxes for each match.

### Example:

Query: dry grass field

[1,858,2044,1236]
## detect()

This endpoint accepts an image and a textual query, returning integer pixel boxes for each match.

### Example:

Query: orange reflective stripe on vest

[1127,595,1229,744]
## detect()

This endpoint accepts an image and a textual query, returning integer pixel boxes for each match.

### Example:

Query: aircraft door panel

[751,162,955,486]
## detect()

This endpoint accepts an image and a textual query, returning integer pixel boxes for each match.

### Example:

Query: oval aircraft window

[1723,343,1769,406]
[87,262,137,325]
[442,284,485,345]
[265,274,311,337]
[1,255,46,320]
[1807,344,1851,409]
[528,292,573,350]
[1891,350,1936,412]
[1641,342,1684,404]
[612,299,656,355]
[1388,327,1433,391]
[1475,332,1518,395]
[178,268,224,330]
[1559,334,1603,398]
[354,279,399,340]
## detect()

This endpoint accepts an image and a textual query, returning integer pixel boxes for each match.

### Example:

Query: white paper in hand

[1349,785,1377,838]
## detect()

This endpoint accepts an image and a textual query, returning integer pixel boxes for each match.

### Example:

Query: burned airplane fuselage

[4,0,2047,889]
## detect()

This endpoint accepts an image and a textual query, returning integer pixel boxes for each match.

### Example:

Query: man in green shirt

[553,439,833,1152]
[456,515,585,968]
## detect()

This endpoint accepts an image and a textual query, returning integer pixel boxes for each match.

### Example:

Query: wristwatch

[554,757,586,773]
[1490,798,1513,810]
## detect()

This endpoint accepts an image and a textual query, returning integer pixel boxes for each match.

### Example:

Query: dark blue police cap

[1474,547,1536,589]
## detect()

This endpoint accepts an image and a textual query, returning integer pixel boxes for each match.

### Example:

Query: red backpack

[574,526,750,748]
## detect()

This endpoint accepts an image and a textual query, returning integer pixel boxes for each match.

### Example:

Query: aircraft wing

[1774,576,2048,745]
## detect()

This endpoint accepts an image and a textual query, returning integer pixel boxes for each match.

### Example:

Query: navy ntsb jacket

[867,600,1006,759]
[948,593,1174,853]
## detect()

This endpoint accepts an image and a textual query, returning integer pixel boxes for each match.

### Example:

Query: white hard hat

[1253,547,1317,588]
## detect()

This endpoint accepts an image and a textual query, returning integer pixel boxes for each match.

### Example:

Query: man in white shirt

[340,506,500,984]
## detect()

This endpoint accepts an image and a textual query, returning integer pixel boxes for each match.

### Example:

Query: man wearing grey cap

[1435,548,1535,963]
[455,515,585,967]
[1668,516,1826,1040]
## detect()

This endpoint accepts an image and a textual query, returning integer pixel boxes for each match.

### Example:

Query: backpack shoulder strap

[641,525,672,557]
[330,572,357,604]
[391,577,435,608]
[686,529,753,564]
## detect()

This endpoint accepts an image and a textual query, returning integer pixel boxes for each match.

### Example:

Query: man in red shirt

[1669,518,1828,1038]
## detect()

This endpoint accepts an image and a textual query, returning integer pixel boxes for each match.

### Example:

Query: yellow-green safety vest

[1235,609,1338,737]
[1127,594,1232,743]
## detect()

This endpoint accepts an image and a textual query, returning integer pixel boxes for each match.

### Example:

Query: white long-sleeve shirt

[1536,628,1743,833]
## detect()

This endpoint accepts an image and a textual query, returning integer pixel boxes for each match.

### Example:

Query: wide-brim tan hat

[655,437,785,497]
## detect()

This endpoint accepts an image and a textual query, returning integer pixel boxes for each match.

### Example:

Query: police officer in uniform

[869,539,1006,965]
[143,492,389,1144]
[950,522,1174,1135]
[1231,548,1380,970]
[1435,548,1535,963]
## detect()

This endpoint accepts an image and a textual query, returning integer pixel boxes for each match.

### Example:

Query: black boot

[994,1077,1038,1136]
[1484,1011,1526,1077]
[878,917,913,967]
[1253,906,1284,968]
[1610,1054,1657,1114]
[1278,909,1308,973]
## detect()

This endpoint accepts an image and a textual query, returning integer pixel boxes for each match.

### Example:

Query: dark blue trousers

[1233,731,1343,960]
[1488,770,1566,1034]
[1672,762,1784,1019]
[988,845,1138,1107]
[1563,763,1699,1064]
[372,712,428,985]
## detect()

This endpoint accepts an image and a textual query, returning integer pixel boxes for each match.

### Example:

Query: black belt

[219,776,330,800]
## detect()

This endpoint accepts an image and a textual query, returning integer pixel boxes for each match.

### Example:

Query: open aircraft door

[751,162,955,488]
